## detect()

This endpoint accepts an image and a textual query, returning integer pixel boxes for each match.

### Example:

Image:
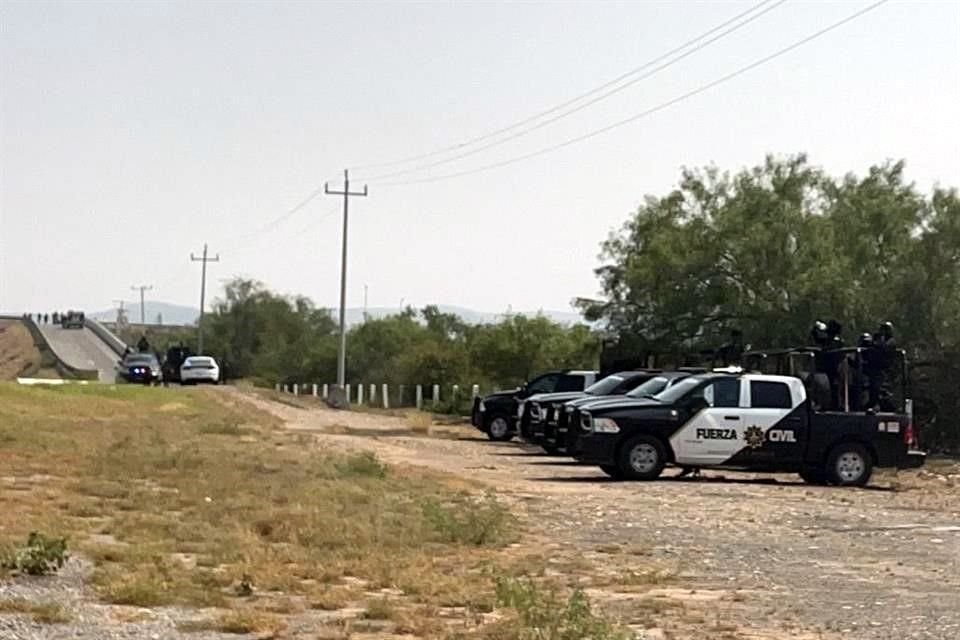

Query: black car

[471,370,598,441]
[117,353,163,385]
[522,371,662,452]
[555,370,700,455]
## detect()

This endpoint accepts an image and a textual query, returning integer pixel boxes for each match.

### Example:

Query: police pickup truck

[471,370,598,441]
[574,371,925,486]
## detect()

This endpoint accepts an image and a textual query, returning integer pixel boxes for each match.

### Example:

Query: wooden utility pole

[190,243,220,354]
[325,170,368,392]
[130,285,153,325]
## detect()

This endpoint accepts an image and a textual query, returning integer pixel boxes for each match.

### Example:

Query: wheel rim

[629,443,659,474]
[836,451,865,482]
[490,418,509,438]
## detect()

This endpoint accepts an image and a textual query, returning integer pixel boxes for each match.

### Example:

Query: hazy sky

[2,0,958,316]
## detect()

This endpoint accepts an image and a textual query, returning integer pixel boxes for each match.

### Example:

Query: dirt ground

[0,321,41,380]
[243,390,960,640]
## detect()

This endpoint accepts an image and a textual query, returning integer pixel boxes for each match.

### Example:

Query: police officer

[823,320,845,410]
[137,334,150,353]
[852,333,873,411]
[872,322,897,411]
[715,329,745,367]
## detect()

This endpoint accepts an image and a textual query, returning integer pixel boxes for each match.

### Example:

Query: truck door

[671,378,745,466]
[741,379,807,466]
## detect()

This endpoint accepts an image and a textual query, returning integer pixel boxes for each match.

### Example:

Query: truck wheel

[485,415,513,442]
[617,435,666,481]
[599,465,624,480]
[799,468,829,485]
[827,443,873,487]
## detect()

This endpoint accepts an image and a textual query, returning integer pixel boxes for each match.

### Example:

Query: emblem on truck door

[744,425,765,449]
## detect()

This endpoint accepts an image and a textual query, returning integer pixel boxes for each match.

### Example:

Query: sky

[1,0,958,317]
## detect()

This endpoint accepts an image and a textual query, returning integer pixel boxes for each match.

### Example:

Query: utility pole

[130,285,153,325]
[325,169,368,392]
[363,284,368,323]
[190,243,220,354]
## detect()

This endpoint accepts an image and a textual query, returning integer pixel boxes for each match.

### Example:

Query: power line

[379,0,890,187]
[363,0,787,183]
[257,172,342,234]
[350,0,778,174]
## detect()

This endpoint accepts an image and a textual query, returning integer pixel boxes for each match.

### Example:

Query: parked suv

[471,370,598,441]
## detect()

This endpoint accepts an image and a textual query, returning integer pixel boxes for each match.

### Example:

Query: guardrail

[85,318,128,356]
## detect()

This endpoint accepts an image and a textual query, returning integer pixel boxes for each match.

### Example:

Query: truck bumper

[898,449,926,469]
[573,434,618,465]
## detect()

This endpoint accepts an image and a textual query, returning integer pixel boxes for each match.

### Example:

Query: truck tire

[599,465,624,480]
[826,443,873,487]
[485,415,513,442]
[799,468,829,485]
[541,442,561,455]
[616,435,666,481]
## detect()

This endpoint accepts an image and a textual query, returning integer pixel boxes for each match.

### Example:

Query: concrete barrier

[84,318,128,356]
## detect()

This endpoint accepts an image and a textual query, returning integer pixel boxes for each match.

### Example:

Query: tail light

[904,399,916,447]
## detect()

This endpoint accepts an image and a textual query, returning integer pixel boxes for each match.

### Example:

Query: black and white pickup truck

[471,370,598,441]
[521,370,664,452]
[574,371,925,486]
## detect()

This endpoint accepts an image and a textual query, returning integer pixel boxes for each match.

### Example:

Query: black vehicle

[521,371,662,452]
[162,344,194,384]
[557,370,700,456]
[61,310,85,329]
[574,371,924,486]
[116,353,163,385]
[470,370,598,441]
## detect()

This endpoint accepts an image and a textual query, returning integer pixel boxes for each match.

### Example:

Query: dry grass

[0,383,517,631]
[0,320,44,380]
[0,599,71,624]
[178,609,287,636]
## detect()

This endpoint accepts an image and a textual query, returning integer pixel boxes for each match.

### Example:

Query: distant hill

[90,302,200,326]
[91,302,586,328]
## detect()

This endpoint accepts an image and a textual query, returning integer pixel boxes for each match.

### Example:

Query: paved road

[38,325,121,382]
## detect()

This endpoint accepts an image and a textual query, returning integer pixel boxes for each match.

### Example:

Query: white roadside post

[369,383,376,404]
[432,384,439,406]
[293,384,299,396]
[382,384,389,408]
[358,384,364,405]
[322,383,329,399]
[275,383,280,392]
[345,384,351,403]
[312,384,318,397]
[416,385,423,410]
[452,384,459,407]
[283,384,289,394]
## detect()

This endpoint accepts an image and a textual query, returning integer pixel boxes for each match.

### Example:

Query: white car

[180,356,221,385]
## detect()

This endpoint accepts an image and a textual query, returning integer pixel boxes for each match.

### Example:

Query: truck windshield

[584,375,624,395]
[625,376,669,399]
[653,376,706,404]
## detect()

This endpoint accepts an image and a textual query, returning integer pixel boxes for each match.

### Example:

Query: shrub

[492,577,632,640]
[423,493,513,546]
[1,532,68,576]
[334,451,387,479]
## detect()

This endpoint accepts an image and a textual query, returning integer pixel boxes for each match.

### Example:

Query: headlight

[592,417,620,434]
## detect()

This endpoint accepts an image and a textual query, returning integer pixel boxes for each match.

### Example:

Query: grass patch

[472,577,632,640]
[0,383,514,625]
[179,610,286,636]
[0,599,71,624]
[361,597,398,620]
[423,493,515,546]
[0,531,68,575]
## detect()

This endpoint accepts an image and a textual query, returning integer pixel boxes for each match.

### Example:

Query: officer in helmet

[853,332,874,411]
[872,322,897,411]
[823,320,845,410]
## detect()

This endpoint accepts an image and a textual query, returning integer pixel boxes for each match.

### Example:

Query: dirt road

[246,391,960,640]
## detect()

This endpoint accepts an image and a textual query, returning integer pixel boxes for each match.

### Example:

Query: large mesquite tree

[579,155,960,449]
